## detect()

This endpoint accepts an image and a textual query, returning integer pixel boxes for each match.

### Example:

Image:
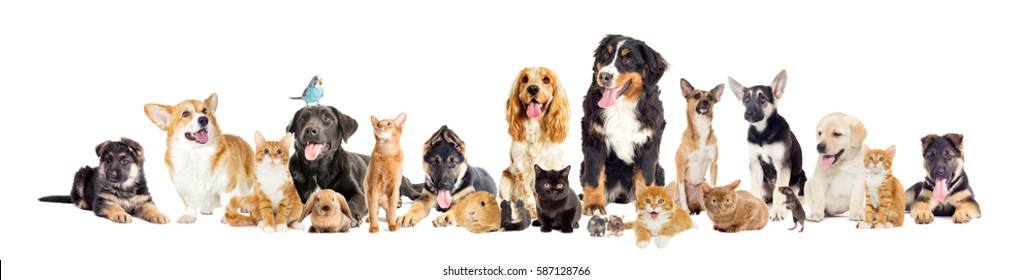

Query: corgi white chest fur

[602,98,652,164]
[686,114,716,183]
[168,138,225,198]
[256,160,290,212]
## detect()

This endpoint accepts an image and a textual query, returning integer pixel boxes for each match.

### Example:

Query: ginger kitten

[627,182,694,249]
[365,113,407,233]
[224,132,303,232]
[859,144,905,229]
[702,180,768,233]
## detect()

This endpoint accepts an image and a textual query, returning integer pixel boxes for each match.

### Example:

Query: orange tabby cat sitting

[702,180,767,233]
[858,144,905,229]
[625,182,694,249]
[224,132,303,232]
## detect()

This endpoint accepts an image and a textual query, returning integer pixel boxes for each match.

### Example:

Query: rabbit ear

[335,192,353,221]
[299,196,316,222]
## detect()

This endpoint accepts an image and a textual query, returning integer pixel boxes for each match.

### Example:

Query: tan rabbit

[435,191,501,233]
[299,189,353,233]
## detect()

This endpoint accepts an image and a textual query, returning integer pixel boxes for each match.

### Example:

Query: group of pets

[38,34,982,249]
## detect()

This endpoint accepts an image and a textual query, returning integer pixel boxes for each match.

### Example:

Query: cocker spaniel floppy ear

[505,68,530,141]
[542,68,569,143]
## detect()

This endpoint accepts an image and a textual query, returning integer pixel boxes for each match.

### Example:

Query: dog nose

[527,85,539,95]
[817,143,827,153]
[599,72,613,85]
[198,116,209,127]
[306,127,318,136]
[107,172,120,180]
[745,110,756,118]
[933,168,946,178]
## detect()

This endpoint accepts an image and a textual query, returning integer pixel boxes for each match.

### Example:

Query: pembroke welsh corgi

[144,93,254,224]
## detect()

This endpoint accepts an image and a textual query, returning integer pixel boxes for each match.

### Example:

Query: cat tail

[38,195,73,203]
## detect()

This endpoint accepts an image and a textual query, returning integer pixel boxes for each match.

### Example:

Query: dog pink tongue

[934,179,948,202]
[437,189,452,209]
[304,143,325,161]
[527,102,543,118]
[598,88,619,108]
[819,155,835,169]
[193,130,209,144]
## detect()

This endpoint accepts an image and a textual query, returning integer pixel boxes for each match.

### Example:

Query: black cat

[500,199,531,231]
[532,164,581,233]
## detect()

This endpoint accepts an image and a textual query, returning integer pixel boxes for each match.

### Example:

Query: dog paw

[388,223,399,232]
[913,210,934,224]
[953,209,976,224]
[177,215,197,224]
[276,224,289,233]
[110,213,132,223]
[807,212,825,222]
[146,214,169,224]
[849,212,864,221]
[200,209,214,215]
[583,204,606,216]
[857,222,872,229]
[262,225,276,233]
[769,208,785,221]
[369,225,380,233]
[432,215,452,227]
[637,241,650,249]
[654,236,671,249]
[396,213,420,227]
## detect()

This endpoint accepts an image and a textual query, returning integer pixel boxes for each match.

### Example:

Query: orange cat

[702,180,767,233]
[859,144,905,229]
[224,132,303,232]
[365,113,407,233]
[625,182,694,249]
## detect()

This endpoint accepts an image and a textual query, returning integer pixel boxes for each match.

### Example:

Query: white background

[1,0,1028,279]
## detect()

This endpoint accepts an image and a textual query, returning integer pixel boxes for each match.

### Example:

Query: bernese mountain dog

[580,34,668,216]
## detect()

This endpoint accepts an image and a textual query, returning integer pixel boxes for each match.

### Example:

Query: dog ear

[727,77,745,101]
[544,69,569,143]
[95,140,112,158]
[640,43,668,90]
[144,104,173,130]
[850,117,867,147]
[943,133,964,154]
[441,126,466,155]
[204,93,219,113]
[886,145,897,160]
[680,78,695,98]
[770,70,788,100]
[710,84,724,102]
[120,137,145,161]
[330,106,359,143]
[286,108,303,134]
[505,69,527,142]
[920,134,938,154]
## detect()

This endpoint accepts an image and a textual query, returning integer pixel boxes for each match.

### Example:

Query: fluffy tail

[39,195,73,203]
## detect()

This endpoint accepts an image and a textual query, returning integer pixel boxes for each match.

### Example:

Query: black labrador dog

[287,105,421,227]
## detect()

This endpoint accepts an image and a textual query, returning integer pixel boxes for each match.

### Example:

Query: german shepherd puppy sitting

[396,125,498,227]
[905,133,981,224]
[39,138,168,224]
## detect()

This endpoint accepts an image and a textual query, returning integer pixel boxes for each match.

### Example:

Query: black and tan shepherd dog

[39,138,169,224]
[905,133,981,224]
[396,125,498,228]
[580,34,668,216]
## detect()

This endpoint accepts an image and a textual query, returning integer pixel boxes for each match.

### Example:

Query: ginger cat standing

[859,144,905,229]
[365,113,407,233]
[702,180,767,233]
[626,182,694,249]
[224,132,303,232]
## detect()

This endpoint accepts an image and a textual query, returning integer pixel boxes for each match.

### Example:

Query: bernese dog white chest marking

[602,98,652,164]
